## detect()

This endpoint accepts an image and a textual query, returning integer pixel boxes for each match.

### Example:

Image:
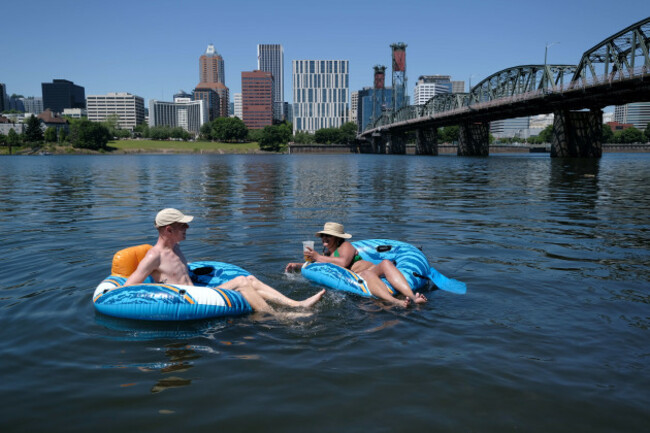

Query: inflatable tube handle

[192,266,214,276]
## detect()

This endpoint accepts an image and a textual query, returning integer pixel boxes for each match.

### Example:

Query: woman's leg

[372,260,427,304]
[358,269,409,308]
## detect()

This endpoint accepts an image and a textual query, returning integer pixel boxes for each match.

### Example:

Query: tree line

[525,124,650,144]
[3,114,648,153]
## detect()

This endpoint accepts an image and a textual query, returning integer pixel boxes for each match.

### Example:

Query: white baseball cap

[154,208,194,228]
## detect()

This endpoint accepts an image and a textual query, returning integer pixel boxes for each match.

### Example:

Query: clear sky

[1,0,648,107]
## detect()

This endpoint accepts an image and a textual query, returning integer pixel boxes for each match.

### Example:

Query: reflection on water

[0,153,648,432]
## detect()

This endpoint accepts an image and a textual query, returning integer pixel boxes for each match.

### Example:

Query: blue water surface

[0,153,648,432]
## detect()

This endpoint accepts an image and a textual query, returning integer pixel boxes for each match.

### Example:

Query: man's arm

[124,251,161,286]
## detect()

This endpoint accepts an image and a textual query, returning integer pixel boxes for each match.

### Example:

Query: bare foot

[413,293,428,304]
[299,289,326,308]
[385,297,410,308]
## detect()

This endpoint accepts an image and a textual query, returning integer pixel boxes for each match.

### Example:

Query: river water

[0,153,648,432]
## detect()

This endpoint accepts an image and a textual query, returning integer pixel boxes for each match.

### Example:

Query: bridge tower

[372,65,387,125]
[391,43,408,113]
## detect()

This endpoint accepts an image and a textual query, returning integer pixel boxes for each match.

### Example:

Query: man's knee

[231,275,249,286]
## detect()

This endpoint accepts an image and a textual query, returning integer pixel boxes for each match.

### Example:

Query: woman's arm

[285,262,303,273]
[306,241,357,268]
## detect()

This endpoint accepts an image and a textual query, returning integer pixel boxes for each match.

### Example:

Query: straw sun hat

[316,222,352,239]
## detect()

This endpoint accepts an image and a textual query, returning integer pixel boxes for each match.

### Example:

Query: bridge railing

[362,65,649,134]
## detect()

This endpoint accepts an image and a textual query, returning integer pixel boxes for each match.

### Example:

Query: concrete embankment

[288,143,650,154]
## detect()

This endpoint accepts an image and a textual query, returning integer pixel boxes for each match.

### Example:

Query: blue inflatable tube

[93,261,253,321]
[300,239,466,297]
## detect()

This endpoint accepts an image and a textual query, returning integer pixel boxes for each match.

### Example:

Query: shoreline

[3,142,650,156]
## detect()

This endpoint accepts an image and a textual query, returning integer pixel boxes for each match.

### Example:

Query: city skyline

[1,1,647,109]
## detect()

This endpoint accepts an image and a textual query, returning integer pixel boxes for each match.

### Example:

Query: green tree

[339,122,358,144]
[259,123,292,151]
[617,127,644,143]
[7,129,20,153]
[170,127,190,140]
[134,123,150,138]
[247,128,263,143]
[44,127,58,143]
[210,117,248,142]
[438,125,459,143]
[200,123,213,140]
[149,125,172,140]
[602,124,614,143]
[537,124,554,143]
[101,114,120,134]
[24,115,44,143]
[314,127,342,144]
[293,131,315,144]
[69,119,110,150]
[644,122,650,142]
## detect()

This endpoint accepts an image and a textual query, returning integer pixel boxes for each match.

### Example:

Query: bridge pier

[371,134,386,153]
[458,121,489,156]
[387,132,407,154]
[415,127,438,155]
[551,109,602,158]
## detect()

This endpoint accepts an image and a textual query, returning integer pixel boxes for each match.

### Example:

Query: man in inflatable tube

[124,208,325,314]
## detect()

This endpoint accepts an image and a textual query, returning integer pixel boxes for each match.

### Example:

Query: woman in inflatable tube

[285,222,427,308]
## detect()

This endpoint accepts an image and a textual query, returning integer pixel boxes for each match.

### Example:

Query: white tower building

[412,75,452,105]
[292,59,349,134]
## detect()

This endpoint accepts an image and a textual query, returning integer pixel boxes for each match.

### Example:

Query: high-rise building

[41,79,85,113]
[233,93,243,119]
[21,97,43,114]
[200,44,225,84]
[149,99,208,134]
[452,81,465,93]
[292,59,349,134]
[174,90,193,101]
[350,91,359,125]
[241,70,273,129]
[0,83,6,112]
[284,102,292,124]
[490,116,531,139]
[615,102,650,130]
[86,92,145,130]
[62,108,87,118]
[8,96,25,112]
[257,44,284,121]
[357,86,395,133]
[193,88,222,121]
[413,75,452,105]
[194,44,229,119]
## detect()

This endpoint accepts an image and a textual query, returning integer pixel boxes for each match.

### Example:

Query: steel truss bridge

[359,17,650,157]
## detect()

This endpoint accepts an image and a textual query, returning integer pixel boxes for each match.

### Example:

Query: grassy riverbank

[109,139,261,153]
[0,139,263,155]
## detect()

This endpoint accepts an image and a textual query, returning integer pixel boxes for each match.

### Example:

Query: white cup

[302,241,315,262]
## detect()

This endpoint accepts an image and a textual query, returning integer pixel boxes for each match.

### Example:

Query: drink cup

[302,241,315,262]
